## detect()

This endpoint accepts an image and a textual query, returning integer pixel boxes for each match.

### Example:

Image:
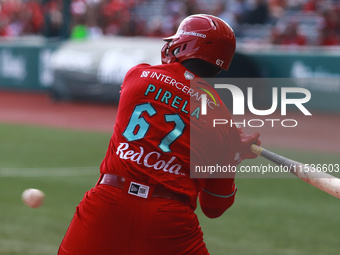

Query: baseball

[22,188,45,208]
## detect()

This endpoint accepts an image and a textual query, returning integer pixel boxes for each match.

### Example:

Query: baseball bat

[250,144,340,199]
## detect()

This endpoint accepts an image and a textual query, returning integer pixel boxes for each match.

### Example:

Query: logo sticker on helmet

[179,30,207,38]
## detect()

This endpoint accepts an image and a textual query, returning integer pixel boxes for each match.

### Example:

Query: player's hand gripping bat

[250,144,340,199]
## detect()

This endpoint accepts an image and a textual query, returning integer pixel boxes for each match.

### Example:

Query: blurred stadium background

[1,0,340,254]
[1,0,340,108]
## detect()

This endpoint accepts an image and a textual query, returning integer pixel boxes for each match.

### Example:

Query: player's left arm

[199,178,237,219]
[199,131,260,219]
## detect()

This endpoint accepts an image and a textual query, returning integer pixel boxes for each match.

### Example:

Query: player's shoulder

[124,63,169,80]
[124,62,193,85]
[126,62,187,75]
[124,63,152,78]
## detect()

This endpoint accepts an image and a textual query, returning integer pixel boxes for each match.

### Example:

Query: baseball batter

[58,14,260,255]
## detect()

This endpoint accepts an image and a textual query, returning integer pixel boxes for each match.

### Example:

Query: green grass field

[1,123,339,255]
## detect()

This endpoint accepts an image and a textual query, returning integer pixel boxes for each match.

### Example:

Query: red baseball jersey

[100,62,242,208]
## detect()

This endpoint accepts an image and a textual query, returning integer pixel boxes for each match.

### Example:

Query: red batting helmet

[161,14,236,71]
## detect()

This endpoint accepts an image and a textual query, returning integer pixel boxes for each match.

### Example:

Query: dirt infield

[1,90,339,154]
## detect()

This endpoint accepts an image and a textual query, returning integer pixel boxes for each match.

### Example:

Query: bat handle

[250,144,263,156]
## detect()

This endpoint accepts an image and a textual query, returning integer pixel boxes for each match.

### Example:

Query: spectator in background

[162,0,188,36]
[268,0,286,23]
[0,0,24,36]
[25,0,44,34]
[147,16,163,37]
[70,0,88,40]
[244,0,269,24]
[4,2,27,36]
[0,0,44,36]
[319,29,340,46]
[229,0,248,24]
[185,0,202,15]
[0,0,339,47]
[271,21,306,46]
[85,2,104,39]
[212,1,238,35]
[303,0,318,12]
[270,26,282,44]
[318,7,340,32]
[0,17,9,36]
[317,6,340,46]
[42,0,63,38]
[99,0,140,36]
[99,0,123,35]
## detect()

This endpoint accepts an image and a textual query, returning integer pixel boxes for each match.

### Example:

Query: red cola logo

[116,143,185,176]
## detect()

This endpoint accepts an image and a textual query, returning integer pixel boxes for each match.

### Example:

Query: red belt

[98,173,187,204]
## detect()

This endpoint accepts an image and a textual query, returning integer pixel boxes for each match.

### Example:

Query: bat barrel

[250,144,340,199]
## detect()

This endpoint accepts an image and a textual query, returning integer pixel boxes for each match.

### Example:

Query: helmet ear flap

[165,45,170,57]
[173,47,180,56]
[163,41,172,57]
[161,40,178,63]
[173,43,188,57]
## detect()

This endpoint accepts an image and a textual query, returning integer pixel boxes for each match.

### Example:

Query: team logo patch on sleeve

[128,182,150,198]
[184,71,194,80]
